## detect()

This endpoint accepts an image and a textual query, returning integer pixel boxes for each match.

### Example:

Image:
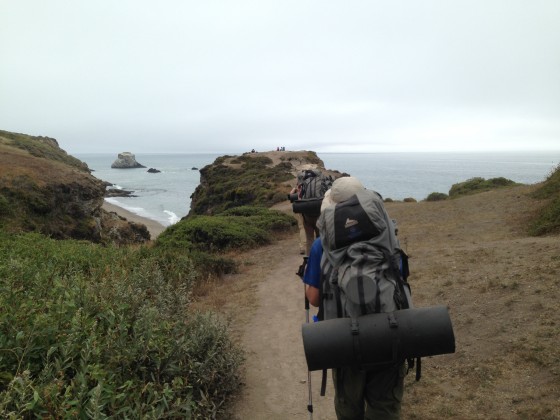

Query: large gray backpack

[292,169,334,216]
[316,189,411,321]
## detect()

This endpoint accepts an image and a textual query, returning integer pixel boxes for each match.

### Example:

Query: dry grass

[201,182,559,419]
[386,185,560,420]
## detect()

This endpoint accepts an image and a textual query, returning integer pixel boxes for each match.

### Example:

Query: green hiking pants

[332,363,405,420]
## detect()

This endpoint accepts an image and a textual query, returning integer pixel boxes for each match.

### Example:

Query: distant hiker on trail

[303,176,406,420]
[290,169,334,255]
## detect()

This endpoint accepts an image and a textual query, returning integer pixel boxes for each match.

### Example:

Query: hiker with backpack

[302,176,408,420]
[291,169,334,255]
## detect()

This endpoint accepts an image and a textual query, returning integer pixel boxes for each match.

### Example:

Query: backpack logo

[344,218,358,229]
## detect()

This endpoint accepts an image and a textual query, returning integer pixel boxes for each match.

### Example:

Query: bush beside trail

[0,233,243,418]
[448,177,520,197]
[529,164,560,235]
[425,192,449,201]
[156,206,297,276]
[0,205,297,418]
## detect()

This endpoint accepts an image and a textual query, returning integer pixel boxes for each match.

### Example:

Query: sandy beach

[102,201,167,239]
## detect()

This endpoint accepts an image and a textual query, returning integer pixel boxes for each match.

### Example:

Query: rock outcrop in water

[111,152,146,169]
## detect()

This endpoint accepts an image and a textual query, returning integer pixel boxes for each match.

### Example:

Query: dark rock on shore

[105,188,136,198]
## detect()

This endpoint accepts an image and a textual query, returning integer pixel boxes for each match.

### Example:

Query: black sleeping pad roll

[301,305,455,371]
[292,198,323,215]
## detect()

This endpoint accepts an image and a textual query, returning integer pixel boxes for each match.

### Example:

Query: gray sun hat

[330,176,365,203]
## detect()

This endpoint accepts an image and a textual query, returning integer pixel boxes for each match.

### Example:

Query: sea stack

[111,152,146,169]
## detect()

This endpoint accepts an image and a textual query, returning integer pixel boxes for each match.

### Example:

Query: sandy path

[228,234,335,419]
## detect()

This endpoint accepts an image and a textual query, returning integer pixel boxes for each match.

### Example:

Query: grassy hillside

[0,130,88,172]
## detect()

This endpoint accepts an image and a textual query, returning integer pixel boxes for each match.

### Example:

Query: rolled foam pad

[302,305,455,371]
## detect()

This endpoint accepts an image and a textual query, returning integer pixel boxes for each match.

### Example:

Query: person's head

[320,176,365,213]
[330,176,365,203]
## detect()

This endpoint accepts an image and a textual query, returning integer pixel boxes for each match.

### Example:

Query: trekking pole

[297,257,313,419]
[304,286,313,418]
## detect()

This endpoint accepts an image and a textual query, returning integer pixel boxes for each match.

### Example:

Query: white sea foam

[104,197,164,223]
[164,210,181,225]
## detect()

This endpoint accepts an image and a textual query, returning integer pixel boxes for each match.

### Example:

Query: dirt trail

[216,184,559,419]
[228,234,335,419]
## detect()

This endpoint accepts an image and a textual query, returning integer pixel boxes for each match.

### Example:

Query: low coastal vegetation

[155,206,297,278]
[425,176,520,202]
[448,176,520,197]
[0,232,243,418]
[0,130,88,172]
[0,204,296,418]
[529,164,560,235]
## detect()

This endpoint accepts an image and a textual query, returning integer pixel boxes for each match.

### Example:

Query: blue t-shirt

[303,237,322,288]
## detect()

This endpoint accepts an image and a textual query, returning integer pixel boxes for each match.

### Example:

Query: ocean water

[320,152,560,201]
[76,153,221,226]
[76,151,560,226]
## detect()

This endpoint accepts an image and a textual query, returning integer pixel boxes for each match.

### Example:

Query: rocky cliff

[0,130,150,244]
[188,150,343,216]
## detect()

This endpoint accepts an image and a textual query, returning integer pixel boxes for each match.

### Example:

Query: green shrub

[221,206,297,231]
[403,197,417,203]
[158,207,296,253]
[158,215,270,253]
[156,206,296,278]
[529,196,560,236]
[529,165,560,235]
[449,177,519,197]
[532,164,560,200]
[0,194,10,215]
[0,232,243,418]
[426,192,449,201]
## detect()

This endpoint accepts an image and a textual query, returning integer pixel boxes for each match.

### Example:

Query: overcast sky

[1,1,559,154]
